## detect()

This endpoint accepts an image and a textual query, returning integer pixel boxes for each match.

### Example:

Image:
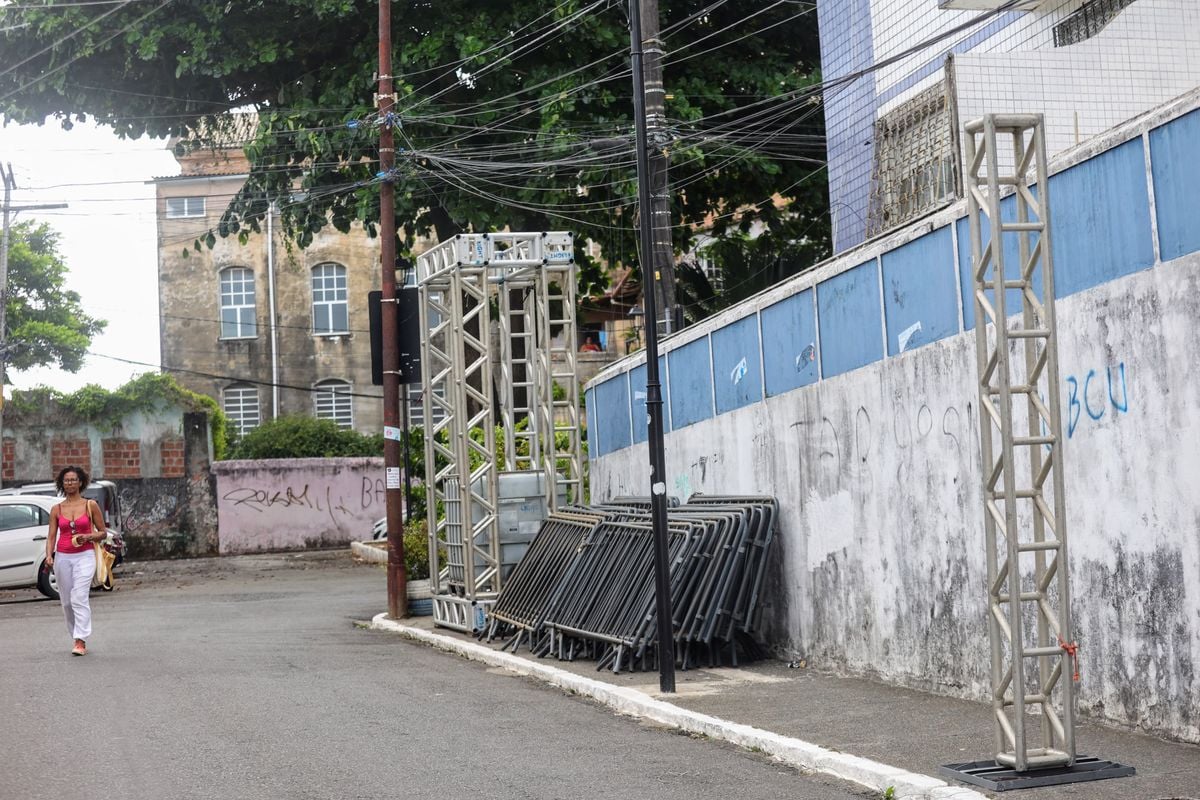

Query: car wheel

[37,559,60,600]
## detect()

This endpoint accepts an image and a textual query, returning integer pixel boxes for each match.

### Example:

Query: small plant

[882,786,896,799]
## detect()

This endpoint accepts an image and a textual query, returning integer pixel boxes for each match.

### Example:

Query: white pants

[54,550,95,641]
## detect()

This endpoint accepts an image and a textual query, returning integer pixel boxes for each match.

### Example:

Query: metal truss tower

[965,114,1076,772]
[416,232,584,631]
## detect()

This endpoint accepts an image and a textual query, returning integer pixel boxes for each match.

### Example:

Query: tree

[3,221,106,373]
[676,208,832,324]
[0,1,828,293]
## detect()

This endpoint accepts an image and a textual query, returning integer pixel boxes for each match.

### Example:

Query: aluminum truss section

[965,114,1076,772]
[533,258,584,507]
[417,232,582,631]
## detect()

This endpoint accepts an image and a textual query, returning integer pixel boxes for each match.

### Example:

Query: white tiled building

[817,0,1200,252]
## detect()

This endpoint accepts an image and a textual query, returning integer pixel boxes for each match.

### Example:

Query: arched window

[219,267,257,339]
[311,262,348,334]
[223,384,261,435]
[313,379,353,428]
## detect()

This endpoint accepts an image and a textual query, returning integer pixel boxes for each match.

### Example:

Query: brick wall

[160,437,185,478]
[101,438,142,479]
[51,439,92,476]
[2,440,13,483]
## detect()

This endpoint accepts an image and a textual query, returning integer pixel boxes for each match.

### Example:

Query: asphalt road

[1,552,871,800]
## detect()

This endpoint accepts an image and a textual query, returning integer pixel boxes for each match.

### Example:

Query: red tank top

[55,507,94,554]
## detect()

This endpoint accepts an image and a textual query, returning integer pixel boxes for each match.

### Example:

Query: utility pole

[378,0,407,618]
[641,0,676,334]
[629,0,676,693]
[0,162,67,488]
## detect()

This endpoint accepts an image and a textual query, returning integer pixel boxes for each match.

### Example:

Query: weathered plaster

[592,257,1200,743]
[212,458,386,553]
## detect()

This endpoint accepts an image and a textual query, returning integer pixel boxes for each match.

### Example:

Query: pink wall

[213,458,387,554]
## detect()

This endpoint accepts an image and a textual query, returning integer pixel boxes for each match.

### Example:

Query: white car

[0,494,121,599]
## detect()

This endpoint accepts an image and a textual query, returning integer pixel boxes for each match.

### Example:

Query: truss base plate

[940,756,1135,791]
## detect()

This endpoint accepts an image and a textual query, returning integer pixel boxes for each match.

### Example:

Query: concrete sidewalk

[370,614,1198,800]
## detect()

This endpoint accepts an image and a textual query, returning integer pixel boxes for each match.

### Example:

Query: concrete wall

[586,94,1200,742]
[3,405,191,483]
[212,458,385,553]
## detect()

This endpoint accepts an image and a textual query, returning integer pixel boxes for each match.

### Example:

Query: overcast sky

[1,117,179,394]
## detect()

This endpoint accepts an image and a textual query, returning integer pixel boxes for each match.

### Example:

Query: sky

[1,117,179,394]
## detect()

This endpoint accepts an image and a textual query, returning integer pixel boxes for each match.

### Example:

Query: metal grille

[868,81,957,237]
[965,113,1076,772]
[222,385,260,435]
[1054,0,1140,47]
[313,379,353,429]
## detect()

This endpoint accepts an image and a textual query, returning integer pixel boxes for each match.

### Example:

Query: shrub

[226,415,383,459]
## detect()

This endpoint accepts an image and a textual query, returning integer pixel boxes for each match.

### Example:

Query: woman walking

[44,466,107,656]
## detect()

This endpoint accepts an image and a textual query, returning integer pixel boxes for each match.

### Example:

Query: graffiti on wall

[1066,362,1129,437]
[120,486,183,535]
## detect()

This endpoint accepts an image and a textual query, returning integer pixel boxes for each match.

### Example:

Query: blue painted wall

[817,260,883,378]
[1150,108,1200,261]
[761,289,819,397]
[592,374,631,456]
[1050,138,1155,297]
[587,106,1200,459]
[882,227,958,355]
[629,356,669,444]
[711,316,763,415]
[667,338,714,429]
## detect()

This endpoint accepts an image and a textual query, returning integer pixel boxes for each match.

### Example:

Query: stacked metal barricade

[487,495,777,672]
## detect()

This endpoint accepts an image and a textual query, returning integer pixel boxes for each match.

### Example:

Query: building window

[166,196,206,218]
[219,267,257,339]
[312,263,349,335]
[223,384,261,435]
[314,379,353,428]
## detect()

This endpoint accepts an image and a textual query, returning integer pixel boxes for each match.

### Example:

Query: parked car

[0,492,125,600]
[0,480,126,566]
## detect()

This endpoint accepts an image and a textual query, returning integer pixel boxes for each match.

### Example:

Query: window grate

[223,385,261,435]
[1054,0,1138,47]
[314,380,354,429]
[867,82,957,238]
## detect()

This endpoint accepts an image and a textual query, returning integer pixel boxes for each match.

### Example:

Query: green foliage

[226,414,383,459]
[676,214,832,325]
[8,372,229,459]
[2,221,106,374]
[0,1,827,296]
[403,517,431,580]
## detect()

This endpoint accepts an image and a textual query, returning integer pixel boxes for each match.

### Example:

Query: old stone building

[154,132,389,437]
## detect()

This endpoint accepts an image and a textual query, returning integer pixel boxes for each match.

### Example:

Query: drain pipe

[266,202,280,418]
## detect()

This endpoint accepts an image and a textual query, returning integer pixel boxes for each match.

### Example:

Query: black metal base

[940,755,1135,791]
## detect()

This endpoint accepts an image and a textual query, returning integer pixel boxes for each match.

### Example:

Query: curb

[350,541,387,564]
[369,614,987,800]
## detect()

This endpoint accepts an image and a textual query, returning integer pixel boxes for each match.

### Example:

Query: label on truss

[386,467,402,489]
[383,426,403,441]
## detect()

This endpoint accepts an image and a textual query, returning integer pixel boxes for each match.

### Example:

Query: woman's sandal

[71,640,86,656]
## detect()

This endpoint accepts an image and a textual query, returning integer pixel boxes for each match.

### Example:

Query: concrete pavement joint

[370,614,988,800]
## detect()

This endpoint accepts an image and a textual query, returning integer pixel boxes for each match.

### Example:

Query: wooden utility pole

[641,0,676,333]
[378,0,407,618]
